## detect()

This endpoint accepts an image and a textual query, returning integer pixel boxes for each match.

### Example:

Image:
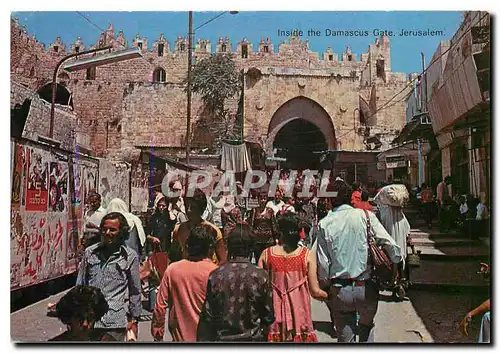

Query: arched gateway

[266,96,336,169]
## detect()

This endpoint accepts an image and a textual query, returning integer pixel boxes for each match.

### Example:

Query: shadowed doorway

[273,118,328,169]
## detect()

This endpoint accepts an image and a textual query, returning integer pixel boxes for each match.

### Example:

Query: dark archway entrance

[37,83,73,108]
[273,118,328,169]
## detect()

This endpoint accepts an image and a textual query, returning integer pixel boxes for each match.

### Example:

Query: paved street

[12,286,463,343]
[11,212,488,344]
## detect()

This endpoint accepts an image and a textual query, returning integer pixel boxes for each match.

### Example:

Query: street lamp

[185,11,238,165]
[48,46,142,140]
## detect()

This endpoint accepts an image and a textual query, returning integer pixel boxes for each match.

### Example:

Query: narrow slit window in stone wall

[376,59,385,78]
[86,67,96,80]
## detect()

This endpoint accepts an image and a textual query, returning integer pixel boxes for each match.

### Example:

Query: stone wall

[11,17,410,160]
[11,81,91,153]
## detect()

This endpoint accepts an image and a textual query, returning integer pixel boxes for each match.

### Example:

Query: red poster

[25,148,49,212]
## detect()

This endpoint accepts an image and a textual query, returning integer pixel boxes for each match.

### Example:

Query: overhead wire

[361,11,489,125]
[309,12,489,145]
[72,11,489,147]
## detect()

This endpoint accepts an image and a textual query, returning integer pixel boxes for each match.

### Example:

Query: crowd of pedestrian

[47,170,489,343]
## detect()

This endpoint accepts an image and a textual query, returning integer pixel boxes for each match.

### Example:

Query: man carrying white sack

[373,184,411,301]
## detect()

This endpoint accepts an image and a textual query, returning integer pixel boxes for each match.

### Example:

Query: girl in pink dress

[258,214,327,342]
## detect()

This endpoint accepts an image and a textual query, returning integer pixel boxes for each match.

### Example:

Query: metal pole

[49,46,112,139]
[185,11,193,165]
[417,52,426,187]
[418,139,423,186]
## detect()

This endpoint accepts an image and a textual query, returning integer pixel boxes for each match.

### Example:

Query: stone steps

[403,207,491,292]
[410,237,478,247]
[409,260,490,289]
[414,245,490,260]
[409,229,460,239]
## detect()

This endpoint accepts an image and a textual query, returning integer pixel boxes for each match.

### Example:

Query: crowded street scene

[10,9,490,344]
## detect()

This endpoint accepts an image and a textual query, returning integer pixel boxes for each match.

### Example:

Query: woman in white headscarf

[107,198,146,257]
[374,184,411,299]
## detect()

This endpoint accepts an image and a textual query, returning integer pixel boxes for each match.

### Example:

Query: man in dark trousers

[197,226,275,342]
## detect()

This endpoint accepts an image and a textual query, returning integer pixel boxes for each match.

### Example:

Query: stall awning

[392,112,433,145]
[138,149,201,172]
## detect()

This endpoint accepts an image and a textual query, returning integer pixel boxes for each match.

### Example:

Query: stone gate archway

[265,96,337,168]
[266,96,336,168]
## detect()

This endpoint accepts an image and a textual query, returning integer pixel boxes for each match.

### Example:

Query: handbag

[149,246,170,281]
[140,244,170,283]
[363,210,393,283]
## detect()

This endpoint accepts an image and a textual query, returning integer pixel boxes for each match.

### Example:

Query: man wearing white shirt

[316,184,401,343]
[83,192,106,248]
[265,189,285,216]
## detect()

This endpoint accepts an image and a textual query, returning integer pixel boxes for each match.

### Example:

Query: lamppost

[49,46,142,139]
[185,11,238,165]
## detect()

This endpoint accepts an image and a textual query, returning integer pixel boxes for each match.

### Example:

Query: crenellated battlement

[11,16,410,159]
[10,17,397,72]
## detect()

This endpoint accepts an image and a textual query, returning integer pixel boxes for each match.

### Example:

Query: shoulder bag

[363,209,393,282]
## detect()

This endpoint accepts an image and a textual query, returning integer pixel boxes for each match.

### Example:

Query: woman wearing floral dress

[258,213,328,342]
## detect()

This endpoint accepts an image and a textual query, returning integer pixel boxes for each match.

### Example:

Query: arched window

[37,83,73,108]
[153,67,166,83]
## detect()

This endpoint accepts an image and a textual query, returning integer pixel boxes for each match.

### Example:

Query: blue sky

[13,11,463,74]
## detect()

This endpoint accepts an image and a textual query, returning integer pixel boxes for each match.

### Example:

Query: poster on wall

[42,213,67,281]
[11,144,25,206]
[10,207,24,289]
[10,141,14,193]
[99,159,130,208]
[48,161,69,213]
[131,187,149,213]
[16,212,68,288]
[18,213,46,287]
[66,163,82,263]
[25,148,49,212]
[82,166,98,203]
